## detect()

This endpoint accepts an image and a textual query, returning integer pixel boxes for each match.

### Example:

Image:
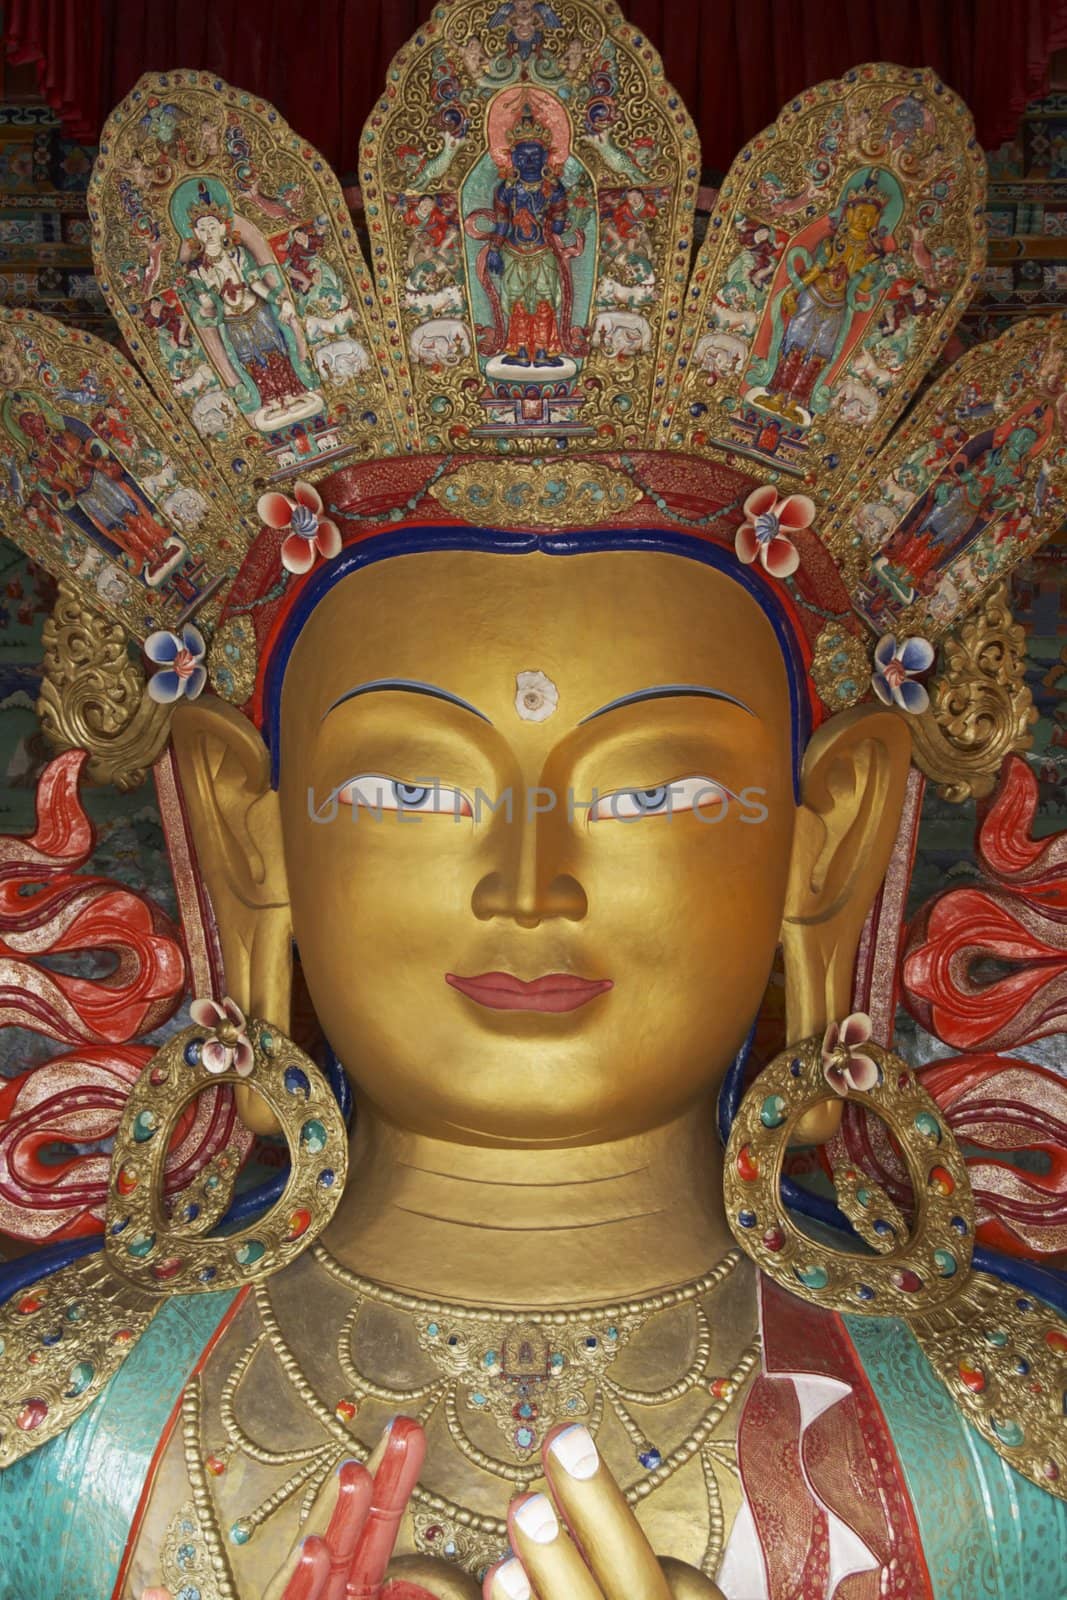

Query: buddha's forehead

[281,546,791,733]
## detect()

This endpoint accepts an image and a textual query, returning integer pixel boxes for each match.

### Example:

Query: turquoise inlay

[845,1312,1067,1600]
[0,1289,234,1600]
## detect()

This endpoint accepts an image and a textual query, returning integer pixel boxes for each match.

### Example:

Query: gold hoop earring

[723,1015,975,1316]
[104,998,348,1295]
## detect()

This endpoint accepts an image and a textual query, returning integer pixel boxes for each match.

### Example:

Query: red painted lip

[445,971,613,1013]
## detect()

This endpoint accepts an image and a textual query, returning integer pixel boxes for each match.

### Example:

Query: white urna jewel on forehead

[515,670,559,723]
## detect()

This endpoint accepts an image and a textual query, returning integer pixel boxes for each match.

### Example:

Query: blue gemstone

[183,1203,201,1224]
[40,1327,63,1347]
[950,1216,968,1235]
[284,1066,311,1099]
[318,1169,335,1188]
[199,1266,217,1284]
[1014,1358,1030,1376]
[638,1447,662,1470]
[427,1323,439,1337]
[738,1209,757,1229]
[516,1427,535,1448]
[184,1039,203,1067]
[110,1216,129,1235]
[585,1336,598,1349]
[1016,1298,1033,1313]
[789,1058,802,1077]
[855,1284,875,1302]
[873,1219,893,1236]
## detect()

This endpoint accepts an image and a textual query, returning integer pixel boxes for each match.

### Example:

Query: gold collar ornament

[103,1000,348,1295]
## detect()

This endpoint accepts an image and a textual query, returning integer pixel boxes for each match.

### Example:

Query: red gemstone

[1045,1328,1067,1354]
[116,1166,139,1197]
[928,1166,955,1198]
[736,1145,760,1182]
[1043,1460,1060,1482]
[958,1360,986,1394]
[286,1208,312,1241]
[16,1398,48,1430]
[893,1269,924,1293]
[762,1227,785,1252]
[204,1453,227,1477]
[16,1295,43,1316]
[152,1257,184,1282]
[709,1377,733,1400]
[335,1398,357,1422]
[112,1328,134,1345]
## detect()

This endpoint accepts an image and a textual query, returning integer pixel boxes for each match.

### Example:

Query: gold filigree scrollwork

[37,579,172,791]
[908,582,1036,804]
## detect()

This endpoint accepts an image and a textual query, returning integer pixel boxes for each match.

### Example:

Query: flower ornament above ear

[821,1012,880,1095]
[735,485,812,579]
[258,479,342,576]
[189,996,254,1077]
[871,634,935,714]
[145,623,207,703]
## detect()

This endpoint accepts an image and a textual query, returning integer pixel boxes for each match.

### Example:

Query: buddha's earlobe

[780,705,912,1142]
[169,697,291,1135]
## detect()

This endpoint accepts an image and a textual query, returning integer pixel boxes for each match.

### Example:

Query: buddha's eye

[336,775,472,816]
[590,777,732,821]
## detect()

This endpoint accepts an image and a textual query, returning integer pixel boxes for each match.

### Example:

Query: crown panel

[88,72,413,511]
[0,307,257,641]
[664,66,987,497]
[827,315,1067,641]
[358,0,699,451]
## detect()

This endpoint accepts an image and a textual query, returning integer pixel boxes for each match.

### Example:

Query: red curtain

[6,0,1067,177]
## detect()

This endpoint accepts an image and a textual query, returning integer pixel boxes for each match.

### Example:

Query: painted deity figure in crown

[171,176,324,433]
[2,390,177,575]
[747,170,898,423]
[0,7,1066,1600]
[469,85,591,387]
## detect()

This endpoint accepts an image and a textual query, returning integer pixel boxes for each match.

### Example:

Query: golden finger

[507,1492,605,1600]
[542,1425,672,1600]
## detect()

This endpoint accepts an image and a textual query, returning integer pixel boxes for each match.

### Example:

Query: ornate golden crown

[505,100,554,150]
[0,0,1061,796]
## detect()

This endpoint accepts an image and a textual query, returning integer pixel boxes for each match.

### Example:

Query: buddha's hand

[264,1416,447,1600]
[484,1425,724,1600]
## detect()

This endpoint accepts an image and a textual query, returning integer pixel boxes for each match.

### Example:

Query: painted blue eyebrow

[580,684,756,724]
[321,678,492,724]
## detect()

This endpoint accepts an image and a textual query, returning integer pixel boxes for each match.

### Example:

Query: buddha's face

[278,549,797,1146]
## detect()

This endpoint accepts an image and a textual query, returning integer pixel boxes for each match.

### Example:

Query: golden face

[278,549,797,1146]
[846,200,881,236]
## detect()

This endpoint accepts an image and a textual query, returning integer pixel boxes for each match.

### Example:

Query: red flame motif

[0,751,250,1242]
[839,755,1067,1262]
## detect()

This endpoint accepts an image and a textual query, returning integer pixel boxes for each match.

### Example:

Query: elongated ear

[781,705,912,1141]
[169,697,291,1134]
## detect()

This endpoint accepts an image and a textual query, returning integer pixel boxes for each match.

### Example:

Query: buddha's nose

[470,788,587,926]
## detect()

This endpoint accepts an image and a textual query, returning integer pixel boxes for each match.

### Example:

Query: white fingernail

[549,1424,599,1481]
[495,1559,532,1600]
[513,1493,559,1544]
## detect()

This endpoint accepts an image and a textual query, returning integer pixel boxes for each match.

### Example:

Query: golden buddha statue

[0,5,1065,1599]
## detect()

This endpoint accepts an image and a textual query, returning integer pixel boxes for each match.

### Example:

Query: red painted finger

[322,1461,375,1600]
[281,1534,333,1600]
[345,1417,427,1599]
